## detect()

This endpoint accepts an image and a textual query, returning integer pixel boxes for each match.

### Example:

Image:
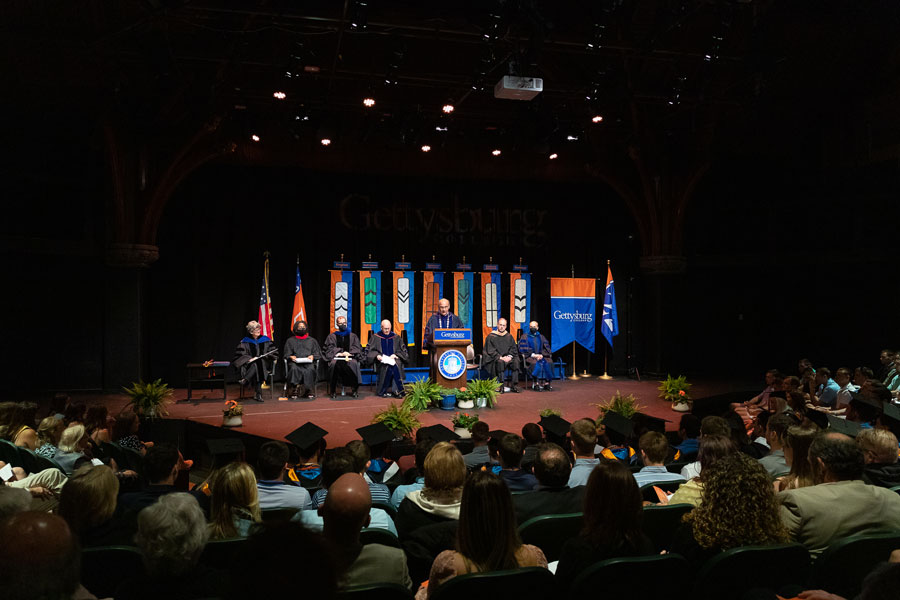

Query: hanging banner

[480,271,501,344]
[453,270,474,332]
[329,270,354,335]
[549,278,596,353]
[421,269,444,354]
[358,268,382,343]
[508,271,532,342]
[392,268,416,347]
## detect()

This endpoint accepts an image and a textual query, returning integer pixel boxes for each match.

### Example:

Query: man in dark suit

[512,443,585,524]
[423,298,463,380]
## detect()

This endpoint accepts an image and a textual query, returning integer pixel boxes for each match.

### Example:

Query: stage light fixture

[566,134,579,141]
[592,115,604,123]
[442,103,455,114]
[421,145,432,153]
[320,138,332,146]
[491,149,502,156]
[363,97,376,107]
[273,91,287,100]
[251,134,260,142]
[549,153,558,160]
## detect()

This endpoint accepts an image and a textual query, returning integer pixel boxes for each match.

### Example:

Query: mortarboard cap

[538,414,571,439]
[849,393,882,411]
[285,422,328,452]
[205,438,245,466]
[355,422,395,447]
[770,390,787,399]
[419,424,461,443]
[881,402,900,424]
[602,410,635,439]
[631,412,670,434]
[488,430,510,443]
[804,409,829,430]
[826,414,862,438]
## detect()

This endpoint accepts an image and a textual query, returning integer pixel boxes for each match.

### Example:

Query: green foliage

[223,400,243,417]
[539,408,562,418]
[466,377,501,408]
[658,374,692,403]
[451,412,480,430]
[402,378,448,411]
[372,402,421,437]
[593,390,644,419]
[122,379,174,419]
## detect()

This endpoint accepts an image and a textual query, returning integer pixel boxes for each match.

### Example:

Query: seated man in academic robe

[367,320,408,398]
[423,298,463,380]
[518,320,554,391]
[233,320,279,402]
[284,320,323,399]
[482,318,520,393]
[323,315,362,398]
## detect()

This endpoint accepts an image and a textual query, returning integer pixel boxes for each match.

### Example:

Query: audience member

[113,409,152,455]
[521,422,543,472]
[512,442,585,524]
[723,409,768,459]
[321,473,412,590]
[670,453,790,573]
[758,414,794,476]
[854,366,874,387]
[415,471,548,599]
[63,401,87,427]
[877,349,896,382]
[463,421,493,469]
[810,368,840,408]
[58,464,134,547]
[0,512,90,600]
[634,431,687,488]
[556,461,655,589]
[858,428,900,488]
[288,433,326,490]
[53,424,92,475]
[256,440,312,511]
[497,433,538,491]
[208,461,261,539]
[311,444,391,508]
[119,443,180,512]
[84,405,112,446]
[775,425,819,492]
[669,435,738,507]
[779,433,900,557]
[35,416,65,458]
[1,402,39,450]
[833,368,859,409]
[0,485,31,520]
[679,416,730,479]
[568,418,600,487]
[673,414,701,462]
[117,493,226,600]
[734,369,782,419]
[397,442,466,540]
[391,438,435,509]
[47,392,69,420]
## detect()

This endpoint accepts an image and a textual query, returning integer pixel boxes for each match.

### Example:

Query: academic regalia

[233,336,278,386]
[518,331,554,380]
[482,331,521,381]
[366,331,408,395]
[423,312,464,349]
[284,335,323,390]
[323,330,363,393]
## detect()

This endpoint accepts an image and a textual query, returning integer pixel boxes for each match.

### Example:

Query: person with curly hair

[669,452,790,572]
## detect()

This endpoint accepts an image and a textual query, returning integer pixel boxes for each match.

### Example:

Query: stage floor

[77,376,753,447]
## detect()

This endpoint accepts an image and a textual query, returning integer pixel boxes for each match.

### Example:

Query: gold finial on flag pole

[519,257,523,265]
[340,253,344,262]
[401,254,405,261]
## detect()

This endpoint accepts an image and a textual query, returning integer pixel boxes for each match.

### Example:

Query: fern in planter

[658,375,692,404]
[372,402,421,437]
[467,377,501,408]
[402,379,448,411]
[592,390,644,420]
[123,379,174,419]
[539,408,562,418]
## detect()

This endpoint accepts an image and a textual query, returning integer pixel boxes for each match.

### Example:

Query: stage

[79,376,755,447]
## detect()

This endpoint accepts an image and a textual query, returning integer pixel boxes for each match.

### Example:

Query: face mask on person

[297,328,307,336]
[337,324,347,332]
[529,327,538,335]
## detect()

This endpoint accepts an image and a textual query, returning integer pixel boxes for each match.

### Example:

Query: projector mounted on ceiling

[494,75,543,100]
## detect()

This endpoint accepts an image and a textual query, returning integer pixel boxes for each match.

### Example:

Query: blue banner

[550,278,596,353]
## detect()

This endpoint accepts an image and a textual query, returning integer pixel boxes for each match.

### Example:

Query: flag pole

[567,264,580,381]
[598,259,613,380]
[261,250,271,390]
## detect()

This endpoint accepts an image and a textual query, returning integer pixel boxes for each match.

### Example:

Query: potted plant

[658,374,692,412]
[450,412,479,439]
[402,378,447,411]
[592,390,645,420]
[539,407,562,418]
[466,377,501,408]
[222,400,243,427]
[372,402,421,439]
[456,388,475,410]
[122,379,174,419]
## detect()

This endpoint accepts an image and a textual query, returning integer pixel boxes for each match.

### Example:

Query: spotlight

[435,126,449,132]
[592,115,604,123]
[566,135,579,141]
[549,153,558,160]
[491,149,502,156]
[421,145,432,153]
[363,97,376,107]
[320,138,332,146]
[251,134,260,142]
[442,103,455,114]
[273,91,287,100]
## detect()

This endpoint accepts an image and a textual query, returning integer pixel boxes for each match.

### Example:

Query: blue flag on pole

[601,265,618,347]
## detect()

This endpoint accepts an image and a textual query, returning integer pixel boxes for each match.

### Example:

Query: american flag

[258,257,275,340]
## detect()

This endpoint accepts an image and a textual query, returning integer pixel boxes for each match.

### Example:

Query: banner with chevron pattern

[392,270,415,346]
[358,269,382,342]
[453,271,474,332]
[508,272,532,342]
[329,270,353,336]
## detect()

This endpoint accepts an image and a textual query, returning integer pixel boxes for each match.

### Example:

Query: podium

[432,329,472,390]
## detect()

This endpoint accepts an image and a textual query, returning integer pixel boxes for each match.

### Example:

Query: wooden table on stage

[185,361,230,401]
[432,329,472,390]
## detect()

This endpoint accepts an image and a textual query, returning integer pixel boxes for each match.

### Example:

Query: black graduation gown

[284,335,323,386]
[482,331,521,379]
[423,312,464,350]
[518,332,554,379]
[233,336,278,384]
[323,330,363,388]
[366,332,408,393]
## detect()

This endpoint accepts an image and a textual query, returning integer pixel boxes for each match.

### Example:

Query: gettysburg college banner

[392,264,415,347]
[358,264,382,342]
[329,265,353,335]
[549,278,596,353]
